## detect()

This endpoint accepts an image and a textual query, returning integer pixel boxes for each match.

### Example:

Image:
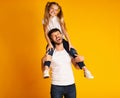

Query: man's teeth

[57,38,60,41]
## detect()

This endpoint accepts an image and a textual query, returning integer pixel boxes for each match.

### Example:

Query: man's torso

[51,49,75,86]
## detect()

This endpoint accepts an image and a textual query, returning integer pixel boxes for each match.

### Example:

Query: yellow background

[0,0,120,98]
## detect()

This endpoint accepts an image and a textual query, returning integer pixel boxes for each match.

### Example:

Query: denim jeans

[50,84,76,98]
[45,39,85,69]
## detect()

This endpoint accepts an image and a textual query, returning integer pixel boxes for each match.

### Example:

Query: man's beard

[54,41,62,45]
[52,40,63,45]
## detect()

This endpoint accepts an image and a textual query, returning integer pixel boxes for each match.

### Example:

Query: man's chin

[55,41,62,45]
[56,42,61,45]
[54,39,63,45]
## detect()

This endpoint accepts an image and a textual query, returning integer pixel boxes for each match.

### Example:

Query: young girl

[42,2,94,79]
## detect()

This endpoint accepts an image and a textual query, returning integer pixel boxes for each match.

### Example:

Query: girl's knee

[45,55,52,61]
[74,55,84,62]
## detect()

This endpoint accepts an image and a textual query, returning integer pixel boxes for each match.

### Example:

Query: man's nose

[55,35,58,37]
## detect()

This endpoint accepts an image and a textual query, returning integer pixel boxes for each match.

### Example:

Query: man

[43,28,94,79]
[43,28,80,98]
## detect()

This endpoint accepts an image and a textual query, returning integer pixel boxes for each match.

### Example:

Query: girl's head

[44,2,64,25]
[48,2,60,17]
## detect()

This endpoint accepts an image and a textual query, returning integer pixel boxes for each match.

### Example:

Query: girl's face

[49,4,60,17]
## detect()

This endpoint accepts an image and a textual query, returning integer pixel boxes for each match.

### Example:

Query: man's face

[50,31,63,45]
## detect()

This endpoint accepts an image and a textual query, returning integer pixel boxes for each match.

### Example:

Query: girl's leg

[62,39,86,69]
[69,48,94,79]
[62,39,94,79]
[43,48,54,78]
[69,48,85,69]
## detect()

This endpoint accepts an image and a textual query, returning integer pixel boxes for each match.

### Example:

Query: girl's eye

[55,9,58,12]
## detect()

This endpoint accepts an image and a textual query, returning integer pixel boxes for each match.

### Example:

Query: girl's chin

[50,13,56,17]
[51,15,56,17]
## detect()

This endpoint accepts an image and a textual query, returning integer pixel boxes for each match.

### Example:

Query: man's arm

[71,58,80,69]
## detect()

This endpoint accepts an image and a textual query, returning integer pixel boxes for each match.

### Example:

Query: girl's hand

[47,44,54,51]
[69,44,74,50]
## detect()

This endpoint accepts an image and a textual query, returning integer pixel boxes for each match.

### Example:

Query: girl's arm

[61,23,72,48]
[43,24,53,50]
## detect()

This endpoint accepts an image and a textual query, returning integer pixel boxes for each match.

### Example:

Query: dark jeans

[50,84,76,98]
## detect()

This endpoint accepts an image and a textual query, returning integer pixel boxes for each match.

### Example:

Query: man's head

[48,28,63,45]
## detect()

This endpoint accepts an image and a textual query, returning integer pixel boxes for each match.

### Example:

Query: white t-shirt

[51,49,75,86]
[42,16,62,33]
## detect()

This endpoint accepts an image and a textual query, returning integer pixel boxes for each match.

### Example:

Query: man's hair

[48,28,61,39]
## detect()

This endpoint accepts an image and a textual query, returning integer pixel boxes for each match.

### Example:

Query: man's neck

[55,43,64,51]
